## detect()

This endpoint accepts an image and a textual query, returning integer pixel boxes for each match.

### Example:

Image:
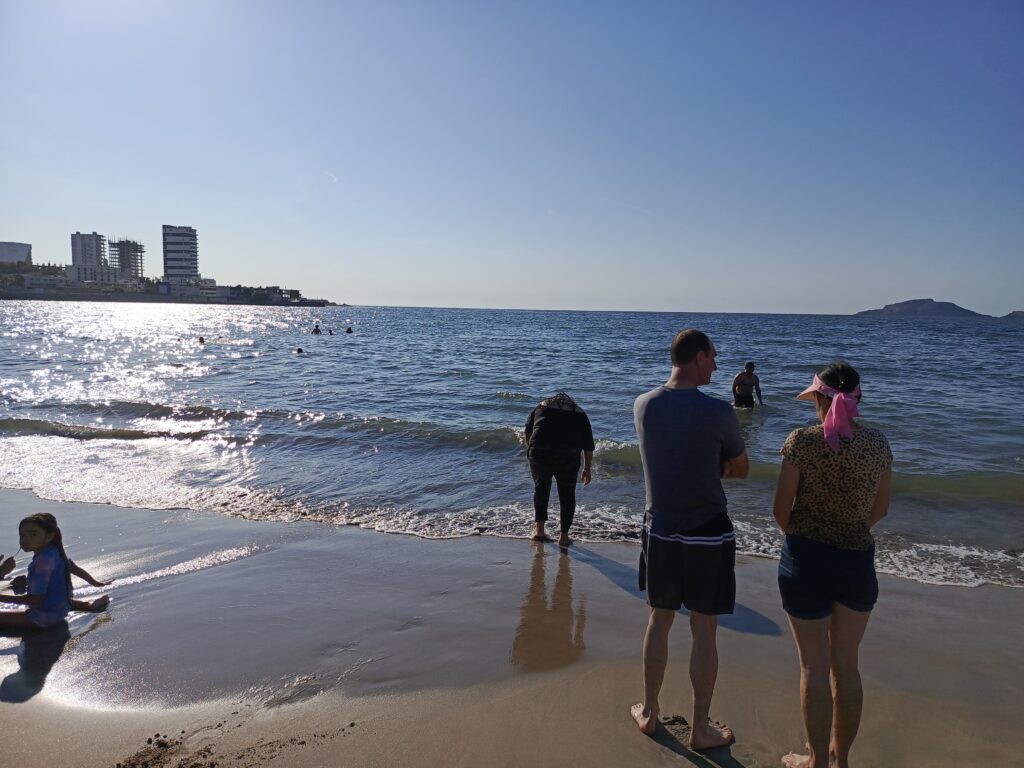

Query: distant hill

[1001,310,1024,322]
[855,298,990,318]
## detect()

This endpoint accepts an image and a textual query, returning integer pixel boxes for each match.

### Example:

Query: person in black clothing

[524,393,595,547]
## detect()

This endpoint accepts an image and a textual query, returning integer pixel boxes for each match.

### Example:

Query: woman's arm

[868,468,892,528]
[772,459,800,532]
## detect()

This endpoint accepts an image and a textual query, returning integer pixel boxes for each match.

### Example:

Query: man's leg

[631,606,675,735]
[828,604,871,768]
[688,611,734,750]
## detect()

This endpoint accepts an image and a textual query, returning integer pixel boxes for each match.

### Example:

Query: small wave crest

[0,417,216,442]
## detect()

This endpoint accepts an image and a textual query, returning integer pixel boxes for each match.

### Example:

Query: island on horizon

[855,298,1022,320]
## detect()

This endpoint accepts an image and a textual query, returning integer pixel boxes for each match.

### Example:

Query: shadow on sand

[0,622,72,702]
[570,546,781,636]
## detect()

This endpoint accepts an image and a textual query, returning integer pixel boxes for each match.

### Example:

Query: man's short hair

[670,329,711,366]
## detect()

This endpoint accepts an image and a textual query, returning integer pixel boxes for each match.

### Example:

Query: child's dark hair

[817,361,861,397]
[20,513,73,608]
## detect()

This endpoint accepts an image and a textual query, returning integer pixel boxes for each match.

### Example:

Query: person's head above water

[345,327,353,333]
[198,336,205,344]
[744,362,755,372]
[296,347,304,354]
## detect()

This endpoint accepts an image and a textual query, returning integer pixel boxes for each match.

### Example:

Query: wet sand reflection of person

[1,622,71,702]
[511,546,586,671]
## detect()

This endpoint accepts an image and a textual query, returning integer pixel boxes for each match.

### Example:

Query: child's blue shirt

[26,544,70,627]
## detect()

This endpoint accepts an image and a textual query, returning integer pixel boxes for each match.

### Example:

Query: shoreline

[2,489,1022,766]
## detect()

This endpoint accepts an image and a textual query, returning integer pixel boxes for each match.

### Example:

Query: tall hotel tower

[162,225,199,282]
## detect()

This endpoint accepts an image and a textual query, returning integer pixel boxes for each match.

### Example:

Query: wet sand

[1,489,1022,767]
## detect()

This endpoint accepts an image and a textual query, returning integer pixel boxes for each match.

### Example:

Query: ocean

[1,301,1021,588]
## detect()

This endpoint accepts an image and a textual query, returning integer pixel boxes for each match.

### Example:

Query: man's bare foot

[689,718,735,752]
[630,703,658,736]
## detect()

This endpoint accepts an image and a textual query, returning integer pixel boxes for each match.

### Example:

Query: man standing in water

[732,361,763,408]
[631,329,748,751]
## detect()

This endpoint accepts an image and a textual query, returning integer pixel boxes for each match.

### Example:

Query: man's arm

[721,450,749,479]
[772,459,800,531]
[731,374,742,396]
[754,376,763,404]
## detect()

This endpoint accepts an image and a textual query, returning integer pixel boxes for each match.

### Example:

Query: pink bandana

[796,375,861,452]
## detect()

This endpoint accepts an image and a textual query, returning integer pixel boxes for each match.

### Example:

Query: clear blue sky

[1,1,1021,314]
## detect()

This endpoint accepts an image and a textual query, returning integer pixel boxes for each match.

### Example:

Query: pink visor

[796,374,862,451]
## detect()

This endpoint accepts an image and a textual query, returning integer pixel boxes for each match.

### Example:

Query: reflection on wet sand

[511,545,586,671]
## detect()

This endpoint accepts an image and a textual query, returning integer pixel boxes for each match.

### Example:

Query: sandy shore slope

[2,490,1021,767]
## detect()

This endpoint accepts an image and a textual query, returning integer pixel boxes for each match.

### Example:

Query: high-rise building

[162,225,199,282]
[0,242,32,263]
[71,232,107,267]
[109,239,145,279]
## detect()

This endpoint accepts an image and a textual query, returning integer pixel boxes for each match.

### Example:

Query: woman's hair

[817,361,860,396]
[20,512,73,607]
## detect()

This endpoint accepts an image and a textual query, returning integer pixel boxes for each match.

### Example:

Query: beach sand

[1,488,1021,767]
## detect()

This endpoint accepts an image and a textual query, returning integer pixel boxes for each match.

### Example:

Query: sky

[1,1,1021,315]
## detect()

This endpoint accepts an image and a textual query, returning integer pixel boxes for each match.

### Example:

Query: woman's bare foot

[630,703,658,735]
[689,719,735,752]
[781,753,811,768]
[558,532,571,548]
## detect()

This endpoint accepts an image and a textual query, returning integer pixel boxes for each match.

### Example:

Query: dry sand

[1,490,1022,767]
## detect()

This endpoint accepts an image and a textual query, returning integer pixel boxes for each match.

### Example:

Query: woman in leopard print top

[772,362,892,768]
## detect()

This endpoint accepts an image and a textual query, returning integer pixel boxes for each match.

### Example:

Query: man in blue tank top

[630,329,749,752]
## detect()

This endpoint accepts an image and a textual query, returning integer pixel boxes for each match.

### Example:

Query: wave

[0,417,216,442]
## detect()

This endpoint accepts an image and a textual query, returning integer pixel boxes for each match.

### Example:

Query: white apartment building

[0,242,32,263]
[162,225,200,282]
[71,232,108,267]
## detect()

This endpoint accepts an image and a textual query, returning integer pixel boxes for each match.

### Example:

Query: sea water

[1,301,1021,587]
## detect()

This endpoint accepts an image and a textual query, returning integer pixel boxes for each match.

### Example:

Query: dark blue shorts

[639,513,736,615]
[778,535,878,620]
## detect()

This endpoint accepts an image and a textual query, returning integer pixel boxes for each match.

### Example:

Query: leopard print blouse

[781,424,892,550]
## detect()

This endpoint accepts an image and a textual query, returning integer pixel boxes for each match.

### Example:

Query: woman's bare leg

[828,604,871,768]
[784,614,832,768]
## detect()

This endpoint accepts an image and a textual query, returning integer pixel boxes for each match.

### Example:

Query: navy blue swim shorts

[639,513,736,615]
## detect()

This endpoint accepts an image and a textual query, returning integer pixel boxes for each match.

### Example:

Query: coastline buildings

[70,232,107,267]
[3,223,328,305]
[0,242,32,263]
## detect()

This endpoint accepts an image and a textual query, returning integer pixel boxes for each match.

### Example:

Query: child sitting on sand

[0,512,110,630]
